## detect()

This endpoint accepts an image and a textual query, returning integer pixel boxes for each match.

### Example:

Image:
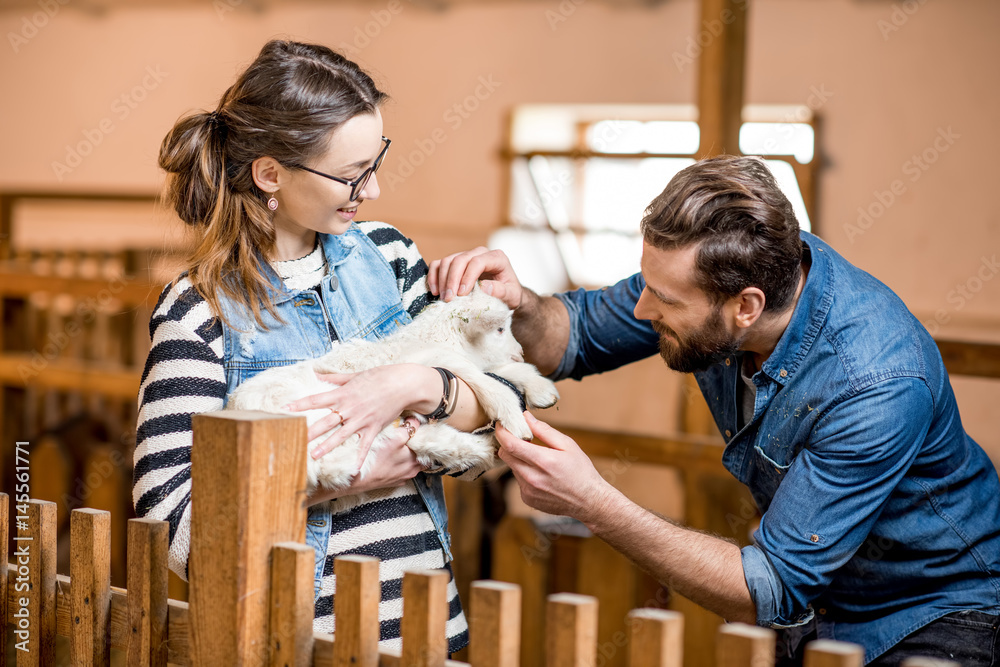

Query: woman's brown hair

[158,39,388,327]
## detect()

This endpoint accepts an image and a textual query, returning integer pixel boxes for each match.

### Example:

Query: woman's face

[270,109,385,260]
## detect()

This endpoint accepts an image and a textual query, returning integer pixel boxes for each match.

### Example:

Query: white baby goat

[226,287,559,511]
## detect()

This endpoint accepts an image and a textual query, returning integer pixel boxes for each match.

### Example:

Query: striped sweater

[132,221,468,651]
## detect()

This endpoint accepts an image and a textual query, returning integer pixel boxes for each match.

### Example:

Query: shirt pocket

[748,444,795,510]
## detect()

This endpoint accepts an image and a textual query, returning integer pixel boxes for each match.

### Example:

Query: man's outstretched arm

[428,247,569,375]
[496,412,757,625]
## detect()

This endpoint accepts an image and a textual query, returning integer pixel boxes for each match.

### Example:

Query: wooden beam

[936,339,1000,379]
[696,0,748,157]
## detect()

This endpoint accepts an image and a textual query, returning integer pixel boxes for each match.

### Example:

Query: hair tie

[207,111,223,127]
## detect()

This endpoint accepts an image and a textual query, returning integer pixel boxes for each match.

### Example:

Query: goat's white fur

[226,287,559,512]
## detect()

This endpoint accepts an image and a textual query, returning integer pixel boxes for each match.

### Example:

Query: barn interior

[1,0,998,664]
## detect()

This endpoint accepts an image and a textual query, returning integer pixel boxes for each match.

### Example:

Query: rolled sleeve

[741,543,815,628]
[550,274,659,381]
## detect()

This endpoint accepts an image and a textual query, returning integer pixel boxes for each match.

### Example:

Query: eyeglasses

[294,136,391,202]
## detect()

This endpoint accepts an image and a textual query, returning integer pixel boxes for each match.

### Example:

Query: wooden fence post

[469,580,522,667]
[402,569,451,667]
[188,411,309,667]
[803,640,864,667]
[333,555,381,667]
[716,623,775,667]
[269,542,315,667]
[627,609,683,667]
[126,518,169,667]
[901,660,961,667]
[17,500,57,667]
[546,593,598,667]
[70,509,112,667]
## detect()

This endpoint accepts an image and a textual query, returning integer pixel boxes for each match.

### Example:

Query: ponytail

[157,40,388,329]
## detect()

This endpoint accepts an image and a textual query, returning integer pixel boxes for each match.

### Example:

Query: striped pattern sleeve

[132,277,226,580]
[357,220,433,317]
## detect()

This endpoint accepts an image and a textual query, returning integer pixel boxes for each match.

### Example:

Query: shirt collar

[758,231,835,386]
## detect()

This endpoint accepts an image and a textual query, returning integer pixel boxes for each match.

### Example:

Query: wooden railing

[2,413,955,667]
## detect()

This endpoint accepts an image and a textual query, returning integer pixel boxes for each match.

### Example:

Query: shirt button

[779,369,788,378]
[330,275,339,291]
[725,358,731,366]
[810,534,819,543]
[819,608,827,615]
[725,429,732,438]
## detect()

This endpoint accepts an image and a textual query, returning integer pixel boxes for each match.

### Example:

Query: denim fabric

[553,232,1000,664]
[216,226,453,598]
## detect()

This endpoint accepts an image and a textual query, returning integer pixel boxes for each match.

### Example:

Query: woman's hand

[285,363,441,465]
[305,417,424,506]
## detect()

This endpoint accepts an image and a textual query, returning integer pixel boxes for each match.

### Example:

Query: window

[492,104,819,294]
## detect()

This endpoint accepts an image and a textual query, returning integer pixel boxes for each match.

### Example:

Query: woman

[134,39,498,652]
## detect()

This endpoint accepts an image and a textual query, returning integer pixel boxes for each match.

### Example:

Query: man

[428,156,1000,665]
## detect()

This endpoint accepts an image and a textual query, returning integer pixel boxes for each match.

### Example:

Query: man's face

[634,242,745,373]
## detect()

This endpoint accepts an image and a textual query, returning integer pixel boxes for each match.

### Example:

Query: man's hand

[497,411,757,625]
[495,412,617,526]
[428,247,524,310]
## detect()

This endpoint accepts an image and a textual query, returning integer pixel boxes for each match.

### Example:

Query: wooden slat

[6,568,190,662]
[0,493,7,664]
[0,270,160,307]
[0,354,140,397]
[333,555,381,667]
[17,500,57,667]
[545,593,598,667]
[562,428,724,470]
[469,581,521,667]
[126,518,169,667]
[269,542,315,667]
[936,339,1000,378]
[188,411,308,667]
[626,609,683,667]
[715,623,774,667]
[803,640,864,667]
[71,509,112,667]
[401,569,451,667]
[491,517,550,667]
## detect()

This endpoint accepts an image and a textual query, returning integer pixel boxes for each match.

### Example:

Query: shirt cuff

[741,544,815,629]
[550,290,583,382]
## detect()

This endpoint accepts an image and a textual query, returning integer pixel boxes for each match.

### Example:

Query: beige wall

[1,0,998,458]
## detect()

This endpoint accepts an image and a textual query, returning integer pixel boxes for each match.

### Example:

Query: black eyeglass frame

[294,136,391,202]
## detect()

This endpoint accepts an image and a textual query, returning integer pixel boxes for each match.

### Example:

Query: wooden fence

[3,413,957,667]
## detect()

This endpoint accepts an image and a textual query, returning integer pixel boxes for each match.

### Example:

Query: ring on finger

[403,420,416,440]
[329,409,343,422]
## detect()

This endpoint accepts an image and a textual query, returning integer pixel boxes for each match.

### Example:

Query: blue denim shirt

[216,227,453,597]
[552,231,1000,662]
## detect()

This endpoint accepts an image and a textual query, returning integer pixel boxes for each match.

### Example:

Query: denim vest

[215,226,453,597]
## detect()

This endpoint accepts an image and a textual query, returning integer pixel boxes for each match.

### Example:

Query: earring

[267,195,279,211]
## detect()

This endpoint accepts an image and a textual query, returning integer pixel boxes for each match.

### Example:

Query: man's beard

[652,308,744,373]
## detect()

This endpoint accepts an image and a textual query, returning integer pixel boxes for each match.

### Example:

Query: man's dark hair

[640,155,803,313]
